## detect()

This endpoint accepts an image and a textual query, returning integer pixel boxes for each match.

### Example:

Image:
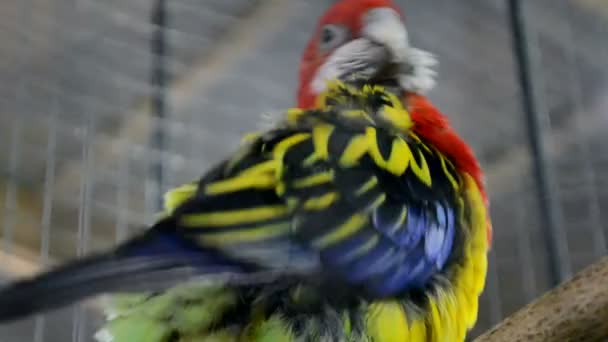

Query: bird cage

[0,0,607,340]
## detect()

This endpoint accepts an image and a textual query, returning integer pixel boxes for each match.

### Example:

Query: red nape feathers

[318,0,402,29]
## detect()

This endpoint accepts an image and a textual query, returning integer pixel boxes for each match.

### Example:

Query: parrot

[0,0,491,341]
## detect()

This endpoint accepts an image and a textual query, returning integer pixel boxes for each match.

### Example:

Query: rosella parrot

[0,0,491,341]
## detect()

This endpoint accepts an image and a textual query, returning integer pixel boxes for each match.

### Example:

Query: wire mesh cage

[0,0,607,341]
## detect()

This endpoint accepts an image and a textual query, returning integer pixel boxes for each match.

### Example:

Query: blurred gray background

[0,0,607,340]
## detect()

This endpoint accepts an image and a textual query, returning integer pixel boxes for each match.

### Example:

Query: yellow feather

[365,128,432,186]
[197,222,291,245]
[238,160,279,177]
[365,127,388,169]
[273,133,311,176]
[242,314,294,342]
[471,220,488,250]
[437,173,490,335]
[463,175,489,242]
[463,174,490,296]
[180,205,289,228]
[286,108,304,124]
[342,109,375,124]
[467,295,479,330]
[386,138,411,175]
[312,124,334,160]
[365,301,409,342]
[388,206,408,235]
[205,174,275,195]
[453,288,469,338]
[383,91,405,110]
[409,318,427,341]
[409,133,433,154]
[380,105,412,131]
[455,257,479,328]
[438,290,459,341]
[461,292,477,330]
[339,134,369,167]
[473,253,488,294]
[315,80,350,108]
[355,176,378,196]
[452,265,469,290]
[303,192,339,210]
[342,311,352,338]
[240,132,262,144]
[276,182,286,196]
[163,183,198,213]
[427,298,443,342]
[302,153,320,167]
[408,148,432,187]
[438,154,460,191]
[456,260,479,327]
[369,193,387,210]
[312,214,367,248]
[292,171,334,188]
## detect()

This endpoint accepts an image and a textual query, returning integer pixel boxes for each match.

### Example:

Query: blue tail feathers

[0,219,247,322]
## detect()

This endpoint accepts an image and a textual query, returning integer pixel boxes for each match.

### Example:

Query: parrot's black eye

[319,24,350,52]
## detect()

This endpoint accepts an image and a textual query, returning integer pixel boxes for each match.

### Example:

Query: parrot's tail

[0,217,248,322]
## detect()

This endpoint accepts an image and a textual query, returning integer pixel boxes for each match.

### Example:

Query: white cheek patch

[311,61,342,94]
[312,43,438,95]
[398,47,438,94]
[362,8,410,62]
[311,38,387,94]
[362,7,438,94]
[310,11,439,97]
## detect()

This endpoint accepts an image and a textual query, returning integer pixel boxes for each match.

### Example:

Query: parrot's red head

[297,0,436,109]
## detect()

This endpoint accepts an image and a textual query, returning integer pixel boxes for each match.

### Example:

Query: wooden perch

[474,256,608,342]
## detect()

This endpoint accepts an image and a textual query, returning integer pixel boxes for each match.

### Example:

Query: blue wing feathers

[368,245,428,295]
[438,205,456,268]
[341,239,397,283]
[321,230,376,264]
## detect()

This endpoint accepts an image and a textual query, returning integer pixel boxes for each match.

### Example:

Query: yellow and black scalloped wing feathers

[156,84,489,341]
[164,84,466,295]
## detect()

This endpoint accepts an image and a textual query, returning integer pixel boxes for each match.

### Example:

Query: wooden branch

[474,256,608,342]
